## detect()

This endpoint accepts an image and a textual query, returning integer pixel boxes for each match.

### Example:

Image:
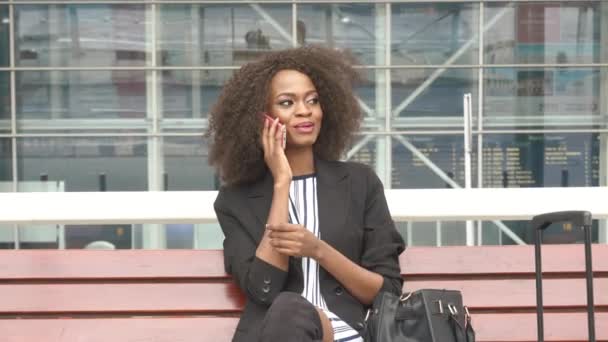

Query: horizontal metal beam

[2,63,607,72]
[4,128,608,139]
[0,187,606,225]
[2,0,601,4]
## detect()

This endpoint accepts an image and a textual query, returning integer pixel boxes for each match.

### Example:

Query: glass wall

[0,1,606,249]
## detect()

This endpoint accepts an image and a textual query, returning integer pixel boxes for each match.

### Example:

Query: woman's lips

[294,122,314,134]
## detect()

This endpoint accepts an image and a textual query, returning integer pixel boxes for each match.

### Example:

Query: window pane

[298,4,385,65]
[485,2,605,64]
[348,134,379,170]
[16,136,148,249]
[15,4,148,67]
[0,138,12,248]
[160,69,232,122]
[17,137,148,191]
[355,68,388,123]
[391,68,478,128]
[391,134,477,189]
[392,3,479,65]
[0,5,8,67]
[0,138,11,186]
[481,133,599,188]
[484,67,606,129]
[16,70,150,133]
[0,71,9,133]
[159,4,291,67]
[162,136,217,191]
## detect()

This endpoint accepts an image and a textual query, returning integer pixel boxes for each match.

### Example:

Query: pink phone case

[263,114,286,149]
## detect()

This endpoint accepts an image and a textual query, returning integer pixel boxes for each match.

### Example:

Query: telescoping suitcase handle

[531,211,595,342]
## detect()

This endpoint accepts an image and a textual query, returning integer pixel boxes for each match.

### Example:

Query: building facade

[0,1,607,249]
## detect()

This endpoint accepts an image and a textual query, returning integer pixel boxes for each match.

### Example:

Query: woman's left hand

[267,223,321,259]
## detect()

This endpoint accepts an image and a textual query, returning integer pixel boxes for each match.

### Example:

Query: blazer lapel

[315,158,350,248]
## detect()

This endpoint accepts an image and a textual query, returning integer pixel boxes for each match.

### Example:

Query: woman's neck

[285,147,315,177]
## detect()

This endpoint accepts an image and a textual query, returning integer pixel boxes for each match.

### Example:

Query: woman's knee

[260,292,323,341]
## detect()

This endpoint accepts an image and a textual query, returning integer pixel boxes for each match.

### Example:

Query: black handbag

[363,289,475,342]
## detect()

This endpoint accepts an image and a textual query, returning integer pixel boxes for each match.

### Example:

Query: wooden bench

[1,244,606,341]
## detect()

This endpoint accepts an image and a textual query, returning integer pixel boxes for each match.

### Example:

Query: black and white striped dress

[288,174,363,342]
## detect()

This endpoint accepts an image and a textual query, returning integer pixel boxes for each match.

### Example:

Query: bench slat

[405,278,608,310]
[400,245,608,276]
[1,278,606,313]
[0,250,227,280]
[0,283,244,314]
[1,245,607,280]
[0,313,606,342]
[473,312,608,341]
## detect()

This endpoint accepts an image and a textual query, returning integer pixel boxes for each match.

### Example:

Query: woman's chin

[287,139,317,150]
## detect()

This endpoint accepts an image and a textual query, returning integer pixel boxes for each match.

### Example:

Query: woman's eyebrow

[275,90,318,98]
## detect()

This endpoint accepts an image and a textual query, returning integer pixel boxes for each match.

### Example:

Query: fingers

[269,230,303,241]
[266,223,300,232]
[270,239,301,256]
[275,123,285,148]
[268,117,278,152]
[270,238,300,250]
[261,116,269,153]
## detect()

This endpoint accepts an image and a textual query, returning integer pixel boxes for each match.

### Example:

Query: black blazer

[214,158,405,342]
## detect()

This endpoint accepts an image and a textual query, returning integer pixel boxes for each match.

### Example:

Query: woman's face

[267,69,323,150]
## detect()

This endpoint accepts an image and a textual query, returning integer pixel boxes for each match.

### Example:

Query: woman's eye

[278,100,293,107]
[307,97,319,104]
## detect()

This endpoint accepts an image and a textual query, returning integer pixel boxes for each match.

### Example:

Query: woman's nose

[295,101,312,116]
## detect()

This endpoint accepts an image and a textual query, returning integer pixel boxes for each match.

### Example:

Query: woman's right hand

[262,116,292,185]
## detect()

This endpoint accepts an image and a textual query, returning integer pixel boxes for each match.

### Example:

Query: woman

[208,46,404,342]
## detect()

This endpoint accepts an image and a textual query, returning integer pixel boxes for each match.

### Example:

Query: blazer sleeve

[360,166,406,295]
[214,188,288,307]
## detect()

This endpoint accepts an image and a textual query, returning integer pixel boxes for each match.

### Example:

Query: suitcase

[531,211,596,342]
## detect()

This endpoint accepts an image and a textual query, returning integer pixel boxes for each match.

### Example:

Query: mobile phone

[263,114,286,149]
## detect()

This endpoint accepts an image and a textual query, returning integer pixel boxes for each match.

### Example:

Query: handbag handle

[448,305,475,342]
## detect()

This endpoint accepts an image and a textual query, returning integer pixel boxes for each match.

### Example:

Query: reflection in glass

[482,133,599,188]
[346,134,377,171]
[354,68,387,123]
[408,221,437,246]
[16,70,150,131]
[298,4,384,65]
[15,4,147,67]
[485,2,605,65]
[391,68,478,123]
[484,67,604,128]
[482,219,601,245]
[159,4,291,67]
[162,137,217,191]
[160,69,233,120]
[0,138,11,185]
[391,134,477,189]
[392,3,478,65]
[0,139,12,249]
[17,137,148,192]
[0,5,8,67]
[65,224,131,249]
[0,72,9,130]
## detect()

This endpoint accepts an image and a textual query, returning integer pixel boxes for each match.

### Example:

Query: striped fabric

[288,174,363,342]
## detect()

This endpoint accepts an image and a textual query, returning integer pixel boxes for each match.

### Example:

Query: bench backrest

[1,245,606,342]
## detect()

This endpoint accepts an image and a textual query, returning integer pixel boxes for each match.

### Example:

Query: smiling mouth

[294,122,315,133]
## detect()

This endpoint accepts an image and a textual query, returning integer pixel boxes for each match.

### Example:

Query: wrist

[273,178,291,189]
[314,240,328,262]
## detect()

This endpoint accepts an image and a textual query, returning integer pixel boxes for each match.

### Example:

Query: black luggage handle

[531,210,592,231]
[531,210,595,342]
